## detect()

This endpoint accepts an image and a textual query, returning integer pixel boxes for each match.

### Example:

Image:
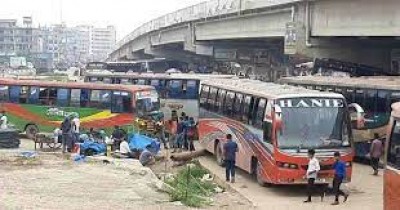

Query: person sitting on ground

[111,125,126,151]
[139,145,155,166]
[0,110,8,130]
[119,138,137,158]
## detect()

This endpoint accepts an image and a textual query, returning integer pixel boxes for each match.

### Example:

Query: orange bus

[199,79,364,186]
[0,79,161,139]
[384,102,400,210]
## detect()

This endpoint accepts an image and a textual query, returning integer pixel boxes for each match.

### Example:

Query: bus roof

[0,79,154,92]
[84,72,236,80]
[279,76,400,91]
[202,79,343,99]
[392,102,400,119]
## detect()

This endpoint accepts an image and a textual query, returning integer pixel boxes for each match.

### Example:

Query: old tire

[25,124,39,139]
[215,141,225,167]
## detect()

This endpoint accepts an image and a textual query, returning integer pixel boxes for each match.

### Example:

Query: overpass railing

[114,0,301,53]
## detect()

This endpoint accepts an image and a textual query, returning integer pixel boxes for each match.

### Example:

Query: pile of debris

[0,129,20,149]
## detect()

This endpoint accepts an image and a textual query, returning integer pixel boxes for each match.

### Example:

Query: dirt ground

[0,140,253,210]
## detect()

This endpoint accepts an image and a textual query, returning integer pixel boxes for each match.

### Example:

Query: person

[304,149,323,203]
[60,116,73,153]
[182,116,190,151]
[72,114,80,142]
[119,138,136,158]
[331,152,349,205]
[139,145,155,166]
[187,117,196,151]
[168,117,178,149]
[370,133,383,175]
[156,117,168,149]
[111,125,126,151]
[0,110,8,130]
[223,134,238,183]
[173,116,185,153]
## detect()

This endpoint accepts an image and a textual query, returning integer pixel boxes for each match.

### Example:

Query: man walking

[370,133,383,175]
[60,116,72,153]
[304,149,323,203]
[223,134,238,183]
[331,152,349,205]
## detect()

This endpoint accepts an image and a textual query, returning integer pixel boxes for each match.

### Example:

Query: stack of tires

[0,129,20,149]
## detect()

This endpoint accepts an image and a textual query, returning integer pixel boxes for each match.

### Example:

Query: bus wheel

[25,124,39,139]
[256,162,271,187]
[215,142,225,167]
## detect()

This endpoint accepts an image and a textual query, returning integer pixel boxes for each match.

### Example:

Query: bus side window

[70,89,81,107]
[216,89,226,114]
[100,90,112,109]
[388,120,400,169]
[111,91,132,113]
[0,86,9,102]
[28,86,39,104]
[233,93,244,121]
[343,88,355,102]
[186,80,198,99]
[57,88,70,107]
[208,87,218,111]
[19,86,29,104]
[242,95,252,124]
[168,80,183,99]
[200,85,210,108]
[9,86,21,103]
[224,92,235,116]
[253,98,267,129]
[90,90,101,108]
[48,88,57,106]
[80,89,90,107]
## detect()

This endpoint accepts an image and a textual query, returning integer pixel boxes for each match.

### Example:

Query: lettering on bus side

[278,98,344,108]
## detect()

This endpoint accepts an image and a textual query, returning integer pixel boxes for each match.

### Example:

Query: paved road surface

[199,154,383,210]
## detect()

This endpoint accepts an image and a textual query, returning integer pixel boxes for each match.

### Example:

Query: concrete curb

[197,159,256,208]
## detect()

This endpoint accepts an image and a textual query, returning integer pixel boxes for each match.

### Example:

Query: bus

[84,72,235,121]
[279,76,400,158]
[85,59,185,73]
[0,79,161,139]
[198,79,363,185]
[384,102,400,210]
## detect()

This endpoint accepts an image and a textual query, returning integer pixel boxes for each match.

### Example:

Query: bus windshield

[276,98,350,150]
[136,90,160,116]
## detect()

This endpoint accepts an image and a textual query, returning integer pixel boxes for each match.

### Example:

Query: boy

[331,152,349,205]
[223,134,238,183]
[304,149,323,203]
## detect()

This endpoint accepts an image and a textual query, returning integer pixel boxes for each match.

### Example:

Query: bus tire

[256,161,272,187]
[215,141,225,167]
[25,124,39,139]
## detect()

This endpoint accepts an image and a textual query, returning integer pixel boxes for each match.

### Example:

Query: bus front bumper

[278,177,334,185]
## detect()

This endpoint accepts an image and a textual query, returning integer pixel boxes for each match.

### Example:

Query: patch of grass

[165,162,217,207]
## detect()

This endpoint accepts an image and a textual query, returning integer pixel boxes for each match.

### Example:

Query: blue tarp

[128,134,160,154]
[80,140,106,155]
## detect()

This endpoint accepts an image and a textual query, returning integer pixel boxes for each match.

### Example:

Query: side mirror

[348,103,365,129]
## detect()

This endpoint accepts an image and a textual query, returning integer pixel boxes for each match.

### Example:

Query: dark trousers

[306,178,324,201]
[371,157,379,171]
[333,176,346,202]
[225,160,236,181]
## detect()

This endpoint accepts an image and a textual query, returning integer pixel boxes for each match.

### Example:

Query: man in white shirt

[72,114,80,142]
[304,149,324,203]
[0,110,8,130]
[119,138,136,158]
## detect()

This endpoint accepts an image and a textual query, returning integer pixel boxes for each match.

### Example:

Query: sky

[0,0,205,41]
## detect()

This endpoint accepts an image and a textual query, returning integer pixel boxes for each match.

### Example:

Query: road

[199,154,383,210]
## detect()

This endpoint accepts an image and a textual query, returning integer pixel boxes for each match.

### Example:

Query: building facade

[90,25,116,62]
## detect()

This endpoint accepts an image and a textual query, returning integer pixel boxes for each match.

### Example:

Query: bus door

[57,88,69,107]
[111,91,131,113]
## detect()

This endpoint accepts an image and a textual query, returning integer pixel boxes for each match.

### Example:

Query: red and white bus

[198,79,363,185]
[384,102,400,210]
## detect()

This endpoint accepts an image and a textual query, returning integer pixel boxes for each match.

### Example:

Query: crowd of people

[164,111,197,153]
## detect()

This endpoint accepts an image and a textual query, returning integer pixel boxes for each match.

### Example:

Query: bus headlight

[277,162,298,169]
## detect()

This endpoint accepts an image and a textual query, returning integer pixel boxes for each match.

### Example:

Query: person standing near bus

[0,110,8,130]
[370,133,383,176]
[72,114,80,142]
[223,134,238,183]
[331,152,349,205]
[304,149,323,203]
[60,116,72,153]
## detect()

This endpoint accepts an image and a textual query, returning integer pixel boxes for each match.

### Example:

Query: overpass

[109,0,400,78]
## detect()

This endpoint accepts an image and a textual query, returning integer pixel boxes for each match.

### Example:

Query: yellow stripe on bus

[51,111,117,123]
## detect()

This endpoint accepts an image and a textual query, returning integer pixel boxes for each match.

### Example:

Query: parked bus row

[0,79,161,138]
[385,102,400,210]
[83,72,235,121]
[198,79,363,186]
[279,76,400,159]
